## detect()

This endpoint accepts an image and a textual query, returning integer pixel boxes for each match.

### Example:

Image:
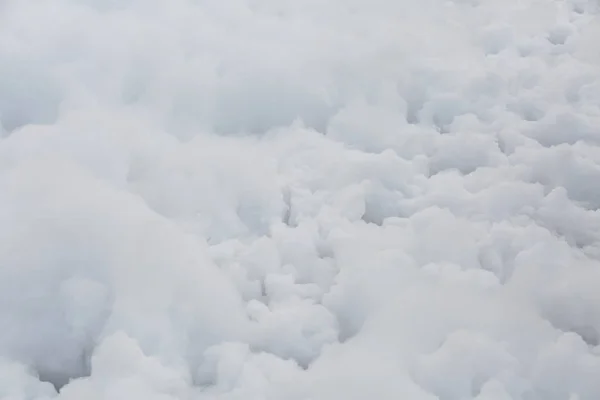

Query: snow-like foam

[1,0,600,399]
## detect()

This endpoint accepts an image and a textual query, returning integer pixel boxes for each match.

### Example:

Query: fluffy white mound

[1,0,600,399]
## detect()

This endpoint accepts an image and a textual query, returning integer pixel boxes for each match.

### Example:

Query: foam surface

[1,0,600,399]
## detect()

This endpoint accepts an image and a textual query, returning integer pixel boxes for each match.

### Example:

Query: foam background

[1,0,600,399]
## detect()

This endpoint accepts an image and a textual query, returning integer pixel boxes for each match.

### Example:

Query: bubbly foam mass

[1,0,600,399]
